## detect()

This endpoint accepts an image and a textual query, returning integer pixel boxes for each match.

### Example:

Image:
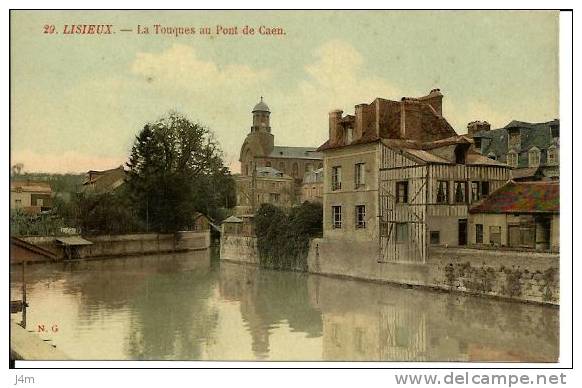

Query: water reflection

[218,263,322,359]
[10,252,558,361]
[308,275,558,362]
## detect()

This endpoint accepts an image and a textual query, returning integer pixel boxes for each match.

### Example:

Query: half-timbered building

[317,90,511,264]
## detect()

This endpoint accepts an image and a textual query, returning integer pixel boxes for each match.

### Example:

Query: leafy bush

[10,210,65,236]
[254,202,323,271]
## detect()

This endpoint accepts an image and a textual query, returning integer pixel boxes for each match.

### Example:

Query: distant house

[10,180,52,214]
[468,119,559,181]
[301,168,324,203]
[468,181,559,251]
[82,166,126,194]
[233,166,295,214]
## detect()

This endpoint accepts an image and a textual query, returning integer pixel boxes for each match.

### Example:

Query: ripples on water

[10,250,559,361]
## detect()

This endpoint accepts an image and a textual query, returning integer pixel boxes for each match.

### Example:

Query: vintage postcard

[9,9,566,368]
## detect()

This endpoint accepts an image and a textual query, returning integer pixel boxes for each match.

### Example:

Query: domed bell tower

[252,96,272,133]
[247,97,274,155]
[240,97,275,176]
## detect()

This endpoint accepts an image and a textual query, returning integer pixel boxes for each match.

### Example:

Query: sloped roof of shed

[469,181,559,214]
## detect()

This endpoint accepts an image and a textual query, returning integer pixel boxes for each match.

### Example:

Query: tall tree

[126,112,234,232]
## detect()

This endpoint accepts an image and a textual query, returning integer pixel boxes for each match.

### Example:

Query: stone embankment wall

[307,238,559,305]
[17,231,210,262]
[219,235,259,265]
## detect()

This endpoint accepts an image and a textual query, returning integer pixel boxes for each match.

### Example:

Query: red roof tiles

[469,181,559,214]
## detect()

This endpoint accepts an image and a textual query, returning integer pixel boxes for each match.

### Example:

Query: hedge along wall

[253,203,323,271]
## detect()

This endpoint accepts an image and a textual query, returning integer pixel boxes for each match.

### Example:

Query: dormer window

[454,145,466,164]
[508,130,521,150]
[547,145,559,165]
[507,150,518,168]
[528,147,541,167]
[474,137,482,150]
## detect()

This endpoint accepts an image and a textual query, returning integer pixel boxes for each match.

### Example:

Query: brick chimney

[354,104,366,140]
[329,110,343,145]
[467,120,491,137]
[418,88,443,116]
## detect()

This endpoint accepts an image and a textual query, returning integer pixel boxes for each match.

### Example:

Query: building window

[15,199,22,208]
[474,138,482,150]
[396,223,408,242]
[454,181,467,203]
[331,166,342,191]
[507,151,518,167]
[355,205,366,229]
[396,181,409,203]
[269,193,280,203]
[476,224,483,244]
[454,146,466,164]
[332,206,342,229]
[547,146,558,165]
[278,162,285,173]
[481,181,490,197]
[305,163,312,172]
[470,181,481,202]
[292,163,299,177]
[436,180,449,204]
[528,147,541,167]
[487,152,497,160]
[354,163,365,189]
[489,226,501,246]
[430,231,440,245]
[265,161,271,167]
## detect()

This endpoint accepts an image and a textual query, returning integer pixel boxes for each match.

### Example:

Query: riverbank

[10,321,70,360]
[220,235,559,305]
[11,231,211,265]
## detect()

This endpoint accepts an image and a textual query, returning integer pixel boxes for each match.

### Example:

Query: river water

[10,250,559,361]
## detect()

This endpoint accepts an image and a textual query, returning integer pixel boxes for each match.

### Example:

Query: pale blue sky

[10,10,559,173]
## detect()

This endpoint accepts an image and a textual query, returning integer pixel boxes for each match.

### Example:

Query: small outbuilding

[468,181,559,251]
[55,236,94,260]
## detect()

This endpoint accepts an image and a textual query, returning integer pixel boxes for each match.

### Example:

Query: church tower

[239,97,275,176]
[251,96,272,133]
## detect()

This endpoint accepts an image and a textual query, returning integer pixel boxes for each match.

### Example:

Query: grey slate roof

[474,120,558,168]
[268,146,323,160]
